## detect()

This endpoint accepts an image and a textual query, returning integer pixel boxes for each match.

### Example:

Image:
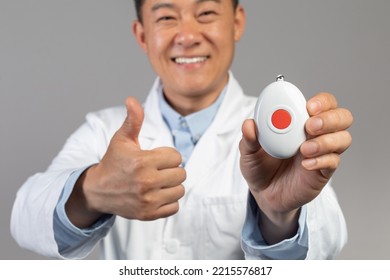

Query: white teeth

[174,57,208,64]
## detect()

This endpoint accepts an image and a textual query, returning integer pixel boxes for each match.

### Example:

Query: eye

[156,15,176,23]
[199,10,217,17]
[197,10,218,23]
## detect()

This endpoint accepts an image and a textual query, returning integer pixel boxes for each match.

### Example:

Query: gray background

[1,0,389,259]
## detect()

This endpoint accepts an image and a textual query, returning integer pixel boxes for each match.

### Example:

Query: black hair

[134,0,240,23]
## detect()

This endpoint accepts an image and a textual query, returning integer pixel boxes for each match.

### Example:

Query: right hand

[66,97,186,227]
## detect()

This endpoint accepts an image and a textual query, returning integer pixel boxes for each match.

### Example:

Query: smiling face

[133,0,245,115]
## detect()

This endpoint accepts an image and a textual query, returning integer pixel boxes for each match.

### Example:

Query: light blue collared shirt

[158,88,226,166]
[54,85,308,259]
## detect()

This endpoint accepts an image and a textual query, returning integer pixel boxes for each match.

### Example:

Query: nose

[174,18,202,48]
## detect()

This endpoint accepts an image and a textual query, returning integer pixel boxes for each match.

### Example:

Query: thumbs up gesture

[65,97,186,228]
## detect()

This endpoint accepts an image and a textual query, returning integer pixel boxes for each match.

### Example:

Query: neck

[162,75,229,116]
[164,91,220,116]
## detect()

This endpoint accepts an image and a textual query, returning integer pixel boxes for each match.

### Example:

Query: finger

[301,153,340,178]
[151,147,183,169]
[157,167,187,188]
[300,131,352,158]
[148,185,185,220]
[158,184,185,205]
[307,92,338,116]
[118,97,144,145]
[139,202,180,221]
[305,108,353,136]
[136,184,185,221]
[240,119,262,155]
[154,201,181,219]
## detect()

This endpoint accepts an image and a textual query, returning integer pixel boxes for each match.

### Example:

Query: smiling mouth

[172,56,209,65]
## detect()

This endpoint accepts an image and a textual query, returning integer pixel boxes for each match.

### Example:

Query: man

[11,0,353,259]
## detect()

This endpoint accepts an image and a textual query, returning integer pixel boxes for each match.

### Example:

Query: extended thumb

[120,96,144,143]
[241,119,262,155]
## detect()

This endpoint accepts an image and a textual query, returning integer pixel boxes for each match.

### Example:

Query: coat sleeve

[305,182,348,259]
[10,109,120,258]
[241,181,347,260]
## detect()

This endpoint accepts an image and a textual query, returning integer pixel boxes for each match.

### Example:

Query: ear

[233,5,246,42]
[133,20,148,54]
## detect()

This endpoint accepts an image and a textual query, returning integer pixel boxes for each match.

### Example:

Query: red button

[271,109,292,130]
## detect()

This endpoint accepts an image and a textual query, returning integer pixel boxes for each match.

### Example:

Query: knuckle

[136,203,159,221]
[345,131,353,145]
[130,155,147,171]
[164,203,180,218]
[344,109,354,127]
[138,211,155,221]
[178,185,186,198]
[328,111,342,128]
[340,130,352,145]
[171,203,180,215]
[329,154,340,169]
[139,193,153,206]
[134,175,155,194]
[321,135,336,152]
[167,148,183,164]
[336,131,352,153]
[179,168,187,181]
[330,94,338,107]
[315,92,337,108]
[323,92,337,107]
[171,149,183,164]
[348,110,354,123]
[155,147,183,165]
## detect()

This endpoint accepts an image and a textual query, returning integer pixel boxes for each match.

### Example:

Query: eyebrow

[151,0,221,12]
[196,0,221,4]
[151,2,175,12]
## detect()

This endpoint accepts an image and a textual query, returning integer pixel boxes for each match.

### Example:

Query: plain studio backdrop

[1,0,389,260]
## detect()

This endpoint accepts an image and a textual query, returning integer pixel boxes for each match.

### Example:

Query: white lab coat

[11,74,347,259]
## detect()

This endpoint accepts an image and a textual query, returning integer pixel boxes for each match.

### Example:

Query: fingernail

[302,158,317,169]
[309,117,323,132]
[302,141,318,156]
[309,100,321,114]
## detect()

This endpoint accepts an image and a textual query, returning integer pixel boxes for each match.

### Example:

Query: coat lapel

[139,79,174,150]
[184,73,248,189]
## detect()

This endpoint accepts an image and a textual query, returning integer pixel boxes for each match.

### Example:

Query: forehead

[143,0,227,10]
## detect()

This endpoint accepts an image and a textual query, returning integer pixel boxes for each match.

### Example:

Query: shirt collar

[158,82,227,144]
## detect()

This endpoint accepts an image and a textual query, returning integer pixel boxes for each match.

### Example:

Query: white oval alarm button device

[254,75,309,159]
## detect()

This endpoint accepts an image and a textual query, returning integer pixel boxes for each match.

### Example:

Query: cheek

[206,24,235,51]
[147,28,173,52]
